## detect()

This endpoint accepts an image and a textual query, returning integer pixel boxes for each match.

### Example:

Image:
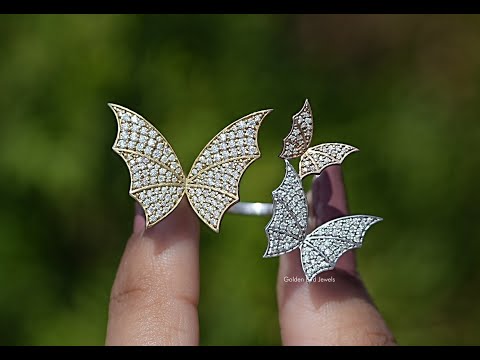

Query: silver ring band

[227,202,273,216]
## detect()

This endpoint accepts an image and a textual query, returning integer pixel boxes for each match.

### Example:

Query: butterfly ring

[263,100,383,281]
[110,103,273,232]
[229,99,360,218]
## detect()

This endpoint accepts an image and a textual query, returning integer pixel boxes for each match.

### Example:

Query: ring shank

[227,202,273,216]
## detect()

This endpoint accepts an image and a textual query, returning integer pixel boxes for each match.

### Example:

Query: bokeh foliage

[0,14,479,345]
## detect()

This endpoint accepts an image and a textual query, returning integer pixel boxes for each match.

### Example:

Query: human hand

[105,165,396,346]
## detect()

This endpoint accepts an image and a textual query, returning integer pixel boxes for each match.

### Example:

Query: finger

[106,198,200,345]
[308,167,356,275]
[277,165,395,345]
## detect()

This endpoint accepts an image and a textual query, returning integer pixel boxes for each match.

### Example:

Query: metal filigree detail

[111,103,272,232]
[279,99,313,159]
[301,215,382,281]
[264,160,308,257]
[299,143,358,179]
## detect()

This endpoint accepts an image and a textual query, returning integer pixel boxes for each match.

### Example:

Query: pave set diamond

[264,160,308,257]
[112,105,186,226]
[264,99,381,282]
[300,216,382,281]
[110,100,381,279]
[185,111,268,230]
[299,143,359,179]
[111,103,271,231]
[279,99,313,159]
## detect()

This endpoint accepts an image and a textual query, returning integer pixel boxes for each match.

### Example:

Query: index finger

[105,199,200,345]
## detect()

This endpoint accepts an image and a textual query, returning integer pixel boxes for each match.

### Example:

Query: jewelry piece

[263,99,382,281]
[229,99,358,219]
[279,99,359,176]
[228,202,273,216]
[110,104,272,232]
[299,143,359,179]
[279,99,313,159]
[264,160,382,282]
[230,99,358,219]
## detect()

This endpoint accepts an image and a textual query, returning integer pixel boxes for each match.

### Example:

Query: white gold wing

[301,215,382,282]
[299,143,358,179]
[264,160,308,257]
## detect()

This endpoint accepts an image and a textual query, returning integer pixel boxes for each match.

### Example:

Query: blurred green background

[0,14,479,345]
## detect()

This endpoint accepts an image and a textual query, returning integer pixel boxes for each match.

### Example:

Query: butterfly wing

[110,104,186,228]
[264,160,308,257]
[301,215,382,281]
[279,99,314,159]
[185,109,272,232]
[298,143,359,179]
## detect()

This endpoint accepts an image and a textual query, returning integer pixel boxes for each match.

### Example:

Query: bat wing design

[299,143,359,179]
[111,104,271,231]
[279,99,314,159]
[300,215,382,282]
[186,109,272,232]
[264,160,309,257]
[110,104,186,228]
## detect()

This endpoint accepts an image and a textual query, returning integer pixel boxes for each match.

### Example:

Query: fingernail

[312,165,349,226]
[133,203,146,234]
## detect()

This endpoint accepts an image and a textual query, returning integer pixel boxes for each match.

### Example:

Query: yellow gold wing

[186,109,272,232]
[110,104,186,228]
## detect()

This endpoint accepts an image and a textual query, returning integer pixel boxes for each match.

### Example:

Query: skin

[105,165,396,346]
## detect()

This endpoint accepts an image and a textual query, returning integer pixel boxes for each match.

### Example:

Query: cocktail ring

[110,103,272,232]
